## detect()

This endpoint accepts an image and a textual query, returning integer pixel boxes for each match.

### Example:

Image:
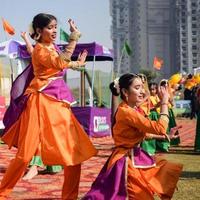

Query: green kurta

[30,156,63,173]
[169,108,180,146]
[141,111,158,155]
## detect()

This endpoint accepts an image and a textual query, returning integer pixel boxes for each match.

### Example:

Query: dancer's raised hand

[68,19,79,33]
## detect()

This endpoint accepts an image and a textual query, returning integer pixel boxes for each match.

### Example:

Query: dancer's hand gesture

[68,19,79,33]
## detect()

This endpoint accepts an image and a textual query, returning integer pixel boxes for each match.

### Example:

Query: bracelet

[59,53,71,62]
[69,61,85,71]
[69,31,81,41]
[69,61,80,69]
[148,134,153,139]
[160,113,169,118]
[160,102,168,106]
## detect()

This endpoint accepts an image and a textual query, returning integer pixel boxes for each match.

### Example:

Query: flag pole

[117,47,125,77]
[58,19,63,44]
[2,25,14,83]
[2,18,16,84]
[117,39,132,76]
[59,28,61,44]
[0,61,3,96]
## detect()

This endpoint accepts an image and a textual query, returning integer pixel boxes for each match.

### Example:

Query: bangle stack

[160,102,168,106]
[160,113,169,118]
[70,61,80,69]
[60,52,71,62]
[69,61,85,71]
[148,134,153,139]
[69,31,81,41]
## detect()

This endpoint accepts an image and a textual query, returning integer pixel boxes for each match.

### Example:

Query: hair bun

[109,82,120,96]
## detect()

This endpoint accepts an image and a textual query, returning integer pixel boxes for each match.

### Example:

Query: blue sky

[0,0,112,48]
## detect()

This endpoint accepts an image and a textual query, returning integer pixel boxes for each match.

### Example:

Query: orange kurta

[2,43,97,165]
[108,102,183,199]
[0,43,97,199]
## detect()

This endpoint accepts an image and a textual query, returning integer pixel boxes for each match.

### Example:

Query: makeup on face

[40,19,57,44]
[127,78,145,106]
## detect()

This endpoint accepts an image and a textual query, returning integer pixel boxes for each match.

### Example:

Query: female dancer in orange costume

[0,13,97,200]
[83,73,183,200]
[20,31,63,180]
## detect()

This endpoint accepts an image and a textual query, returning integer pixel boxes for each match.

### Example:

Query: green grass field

[159,150,200,200]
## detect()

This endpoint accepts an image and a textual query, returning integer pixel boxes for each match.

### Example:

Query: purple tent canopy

[18,42,113,61]
[0,39,24,58]
[3,41,113,138]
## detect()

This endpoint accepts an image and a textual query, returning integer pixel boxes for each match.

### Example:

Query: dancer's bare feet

[22,165,38,180]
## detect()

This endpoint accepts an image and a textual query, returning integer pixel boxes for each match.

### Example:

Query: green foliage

[139,68,160,83]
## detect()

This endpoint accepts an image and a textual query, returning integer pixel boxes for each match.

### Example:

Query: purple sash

[1,65,75,137]
[82,147,156,199]
[82,155,127,200]
[2,64,34,134]
[133,147,155,168]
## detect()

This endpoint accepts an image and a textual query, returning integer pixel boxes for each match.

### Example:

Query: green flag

[123,40,132,56]
[60,28,69,42]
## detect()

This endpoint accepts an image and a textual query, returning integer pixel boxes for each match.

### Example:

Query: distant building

[176,0,200,74]
[110,0,180,78]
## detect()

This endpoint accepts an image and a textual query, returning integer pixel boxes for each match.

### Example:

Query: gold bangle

[69,31,81,41]
[149,134,153,139]
[59,53,71,62]
[69,61,80,70]
[160,113,169,118]
[160,102,168,106]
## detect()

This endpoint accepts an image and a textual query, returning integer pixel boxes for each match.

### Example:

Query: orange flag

[153,56,163,70]
[2,18,15,35]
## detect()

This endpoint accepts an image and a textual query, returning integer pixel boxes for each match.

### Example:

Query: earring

[34,33,41,41]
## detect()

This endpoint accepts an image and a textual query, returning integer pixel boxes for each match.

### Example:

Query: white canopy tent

[0,39,25,81]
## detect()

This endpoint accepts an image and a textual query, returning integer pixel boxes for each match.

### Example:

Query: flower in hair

[113,77,120,94]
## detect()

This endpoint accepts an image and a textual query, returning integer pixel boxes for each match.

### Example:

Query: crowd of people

[0,12,199,199]
[182,73,200,151]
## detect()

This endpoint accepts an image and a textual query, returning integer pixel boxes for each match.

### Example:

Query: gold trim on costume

[69,31,81,41]
[159,114,169,124]
[68,61,81,70]
[59,31,81,62]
